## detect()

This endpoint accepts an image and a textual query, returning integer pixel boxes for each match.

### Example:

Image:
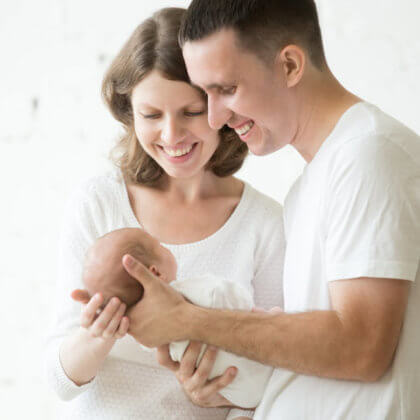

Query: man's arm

[187,277,409,381]
[123,255,409,382]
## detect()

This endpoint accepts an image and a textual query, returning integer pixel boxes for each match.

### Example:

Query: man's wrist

[178,302,207,342]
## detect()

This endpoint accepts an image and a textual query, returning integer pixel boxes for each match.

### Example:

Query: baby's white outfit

[169,274,273,408]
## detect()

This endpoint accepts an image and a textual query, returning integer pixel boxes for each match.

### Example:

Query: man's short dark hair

[179,0,326,70]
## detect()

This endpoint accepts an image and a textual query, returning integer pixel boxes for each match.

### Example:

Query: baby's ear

[149,265,161,277]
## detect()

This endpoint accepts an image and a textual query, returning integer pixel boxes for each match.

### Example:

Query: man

[123,1,420,418]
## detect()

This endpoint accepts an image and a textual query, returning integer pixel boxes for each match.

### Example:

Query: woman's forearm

[59,327,116,386]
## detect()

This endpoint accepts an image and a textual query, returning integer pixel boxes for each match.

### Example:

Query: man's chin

[248,142,275,156]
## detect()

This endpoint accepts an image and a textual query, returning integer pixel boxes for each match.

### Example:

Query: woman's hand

[157,341,237,408]
[231,418,253,420]
[72,290,129,341]
[59,291,129,386]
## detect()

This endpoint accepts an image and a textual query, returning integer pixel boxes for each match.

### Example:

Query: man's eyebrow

[190,82,227,91]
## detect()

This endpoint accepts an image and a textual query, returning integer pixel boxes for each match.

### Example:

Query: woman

[45,7,285,420]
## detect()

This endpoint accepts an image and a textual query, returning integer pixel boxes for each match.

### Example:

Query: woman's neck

[156,171,226,204]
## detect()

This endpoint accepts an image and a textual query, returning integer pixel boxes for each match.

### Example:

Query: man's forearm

[183,304,386,381]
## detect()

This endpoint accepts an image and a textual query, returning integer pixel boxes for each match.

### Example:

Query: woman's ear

[275,44,306,88]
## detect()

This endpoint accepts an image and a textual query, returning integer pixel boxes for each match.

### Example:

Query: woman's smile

[158,142,199,163]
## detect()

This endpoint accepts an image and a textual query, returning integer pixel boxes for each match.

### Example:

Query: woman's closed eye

[184,110,205,117]
[139,110,205,119]
[141,113,161,119]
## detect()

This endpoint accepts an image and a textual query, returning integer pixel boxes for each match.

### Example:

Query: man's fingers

[71,289,91,304]
[122,254,156,288]
[157,344,180,372]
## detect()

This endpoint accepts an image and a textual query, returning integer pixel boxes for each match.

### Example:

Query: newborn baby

[82,227,273,408]
[82,227,177,308]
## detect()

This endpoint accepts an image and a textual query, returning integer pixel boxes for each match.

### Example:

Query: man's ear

[275,44,306,88]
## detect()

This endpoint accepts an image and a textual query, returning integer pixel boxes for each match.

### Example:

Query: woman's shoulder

[69,168,124,206]
[244,182,283,220]
[63,168,126,227]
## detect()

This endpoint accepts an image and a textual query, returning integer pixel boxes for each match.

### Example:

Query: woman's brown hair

[102,7,248,186]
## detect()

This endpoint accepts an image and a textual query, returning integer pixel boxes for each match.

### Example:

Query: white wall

[1,0,419,418]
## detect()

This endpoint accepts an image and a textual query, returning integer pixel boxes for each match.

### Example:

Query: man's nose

[161,116,184,145]
[207,96,232,130]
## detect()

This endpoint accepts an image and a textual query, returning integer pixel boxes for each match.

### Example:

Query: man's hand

[122,254,189,347]
[157,341,237,408]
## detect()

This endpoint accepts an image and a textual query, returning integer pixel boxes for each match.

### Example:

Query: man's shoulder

[332,103,420,167]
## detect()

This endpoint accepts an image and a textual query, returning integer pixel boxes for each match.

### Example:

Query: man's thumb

[122,254,154,287]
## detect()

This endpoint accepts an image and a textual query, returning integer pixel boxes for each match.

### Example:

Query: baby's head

[82,228,177,307]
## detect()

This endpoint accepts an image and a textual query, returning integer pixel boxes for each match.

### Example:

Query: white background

[1,0,419,418]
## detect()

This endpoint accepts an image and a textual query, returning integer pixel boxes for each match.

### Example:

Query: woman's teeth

[163,144,193,157]
[235,121,254,136]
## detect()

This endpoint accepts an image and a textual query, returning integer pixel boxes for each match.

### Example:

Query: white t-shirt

[255,102,420,420]
[170,275,273,408]
[45,170,285,420]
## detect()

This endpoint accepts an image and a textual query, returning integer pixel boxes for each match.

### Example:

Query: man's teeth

[164,144,193,157]
[235,121,254,136]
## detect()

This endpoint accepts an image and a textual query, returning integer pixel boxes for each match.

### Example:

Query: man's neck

[291,72,361,163]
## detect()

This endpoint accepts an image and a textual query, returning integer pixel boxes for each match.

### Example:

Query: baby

[82,227,273,409]
[82,227,177,308]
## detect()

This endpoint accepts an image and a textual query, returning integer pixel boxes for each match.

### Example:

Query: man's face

[183,28,298,156]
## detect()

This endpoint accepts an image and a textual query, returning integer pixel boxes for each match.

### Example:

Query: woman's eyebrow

[136,100,205,111]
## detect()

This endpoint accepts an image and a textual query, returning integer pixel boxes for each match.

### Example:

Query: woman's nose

[161,116,184,145]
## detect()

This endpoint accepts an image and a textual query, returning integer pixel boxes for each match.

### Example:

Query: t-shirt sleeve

[324,135,420,282]
[44,181,102,400]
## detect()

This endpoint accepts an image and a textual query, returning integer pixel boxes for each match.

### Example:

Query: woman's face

[131,70,220,179]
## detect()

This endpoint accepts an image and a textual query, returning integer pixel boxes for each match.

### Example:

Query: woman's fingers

[251,306,264,313]
[115,316,130,338]
[177,341,203,383]
[269,306,283,314]
[80,293,104,328]
[197,366,237,402]
[251,306,283,314]
[103,302,126,338]
[71,289,91,304]
[187,345,218,389]
[157,344,180,372]
[164,342,237,408]
[90,297,121,337]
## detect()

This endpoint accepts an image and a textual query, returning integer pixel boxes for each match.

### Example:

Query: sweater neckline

[118,173,252,250]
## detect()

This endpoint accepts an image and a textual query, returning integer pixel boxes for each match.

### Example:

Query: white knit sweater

[45,169,285,420]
